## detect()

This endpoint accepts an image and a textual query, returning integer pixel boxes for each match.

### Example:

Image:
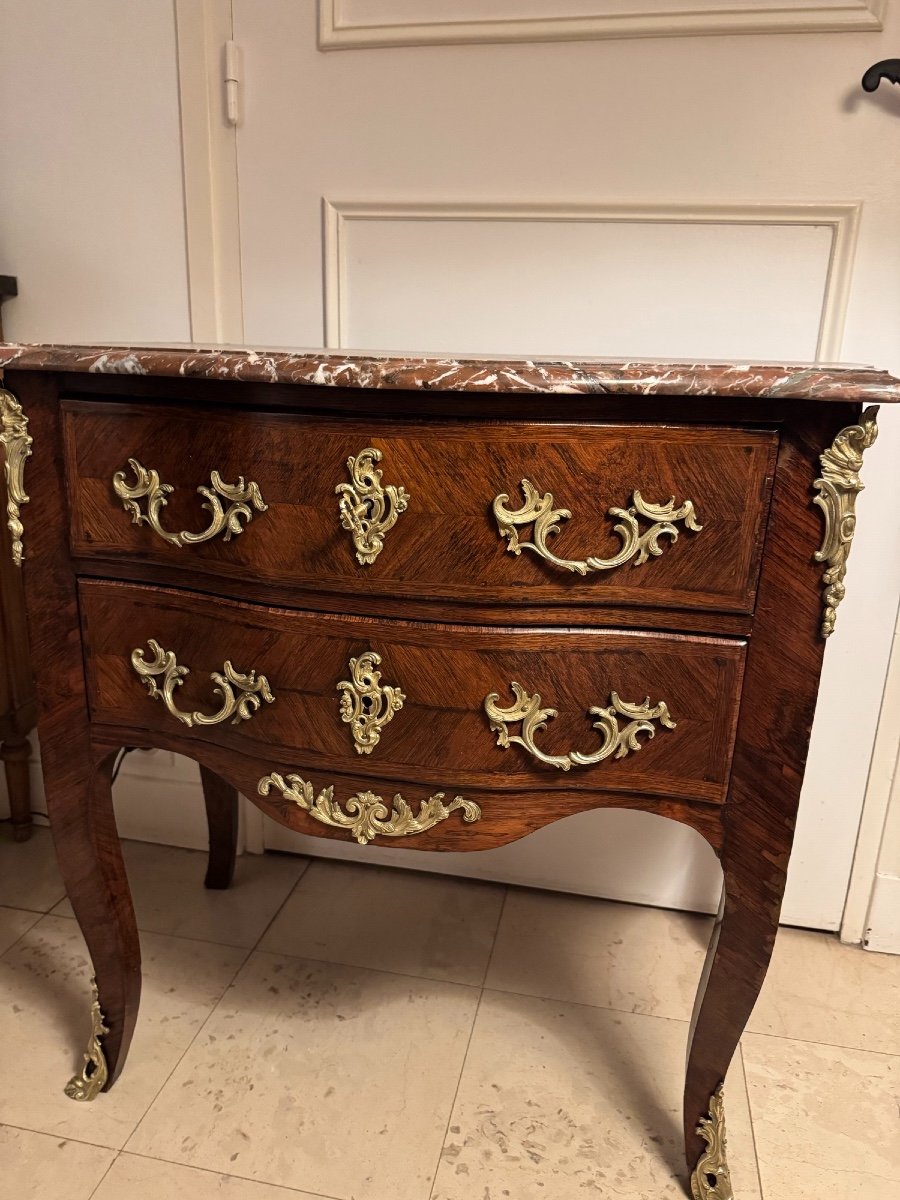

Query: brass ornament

[690,1085,733,1200]
[814,405,879,638]
[484,682,676,771]
[64,978,109,1102]
[0,388,32,566]
[493,479,702,575]
[337,650,405,754]
[131,639,274,728]
[112,458,267,547]
[336,446,409,565]
[258,772,481,845]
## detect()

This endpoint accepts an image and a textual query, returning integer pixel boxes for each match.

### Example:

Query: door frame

[174,0,243,344]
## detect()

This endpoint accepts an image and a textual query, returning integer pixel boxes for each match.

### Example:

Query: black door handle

[862,59,900,92]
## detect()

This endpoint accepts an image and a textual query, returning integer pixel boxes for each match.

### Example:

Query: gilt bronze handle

[113,458,267,547]
[493,479,701,575]
[484,682,675,771]
[131,640,274,728]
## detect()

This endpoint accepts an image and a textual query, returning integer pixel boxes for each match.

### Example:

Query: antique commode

[0,342,897,1199]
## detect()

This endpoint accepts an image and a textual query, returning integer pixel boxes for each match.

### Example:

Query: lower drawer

[81,580,746,806]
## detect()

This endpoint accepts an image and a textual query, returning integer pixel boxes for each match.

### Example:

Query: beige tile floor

[1,825,898,1200]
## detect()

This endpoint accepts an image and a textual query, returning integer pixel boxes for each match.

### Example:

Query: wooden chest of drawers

[1,343,897,1200]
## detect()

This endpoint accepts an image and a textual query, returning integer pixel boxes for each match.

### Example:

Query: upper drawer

[63,401,777,615]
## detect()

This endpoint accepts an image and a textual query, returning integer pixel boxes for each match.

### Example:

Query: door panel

[229,0,900,927]
[327,202,844,360]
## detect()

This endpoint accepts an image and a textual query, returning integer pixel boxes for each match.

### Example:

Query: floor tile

[485,888,711,1020]
[431,990,759,1200]
[0,905,41,955]
[0,825,66,912]
[52,843,309,949]
[127,951,480,1200]
[743,1032,900,1199]
[0,1124,116,1200]
[748,926,900,1054]
[260,860,505,985]
[0,915,246,1149]
[92,1155,327,1199]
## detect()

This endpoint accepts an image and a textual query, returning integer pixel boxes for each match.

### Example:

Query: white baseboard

[1,742,226,852]
[7,743,895,945]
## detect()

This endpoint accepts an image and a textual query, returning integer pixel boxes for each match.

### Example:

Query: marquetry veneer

[1,342,897,1200]
[63,401,775,617]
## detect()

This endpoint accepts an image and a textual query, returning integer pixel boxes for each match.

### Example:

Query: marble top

[1,342,898,403]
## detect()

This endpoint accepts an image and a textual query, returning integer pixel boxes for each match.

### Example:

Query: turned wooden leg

[2,735,32,841]
[45,752,141,1098]
[200,764,239,890]
[684,839,785,1199]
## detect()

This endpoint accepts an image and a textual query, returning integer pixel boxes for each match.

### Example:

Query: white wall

[0,0,191,343]
[0,1,199,835]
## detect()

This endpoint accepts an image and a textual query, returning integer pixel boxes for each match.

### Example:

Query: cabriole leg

[684,844,785,1200]
[45,752,141,1100]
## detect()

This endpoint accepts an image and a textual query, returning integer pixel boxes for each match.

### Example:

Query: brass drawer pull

[131,639,274,728]
[113,458,267,547]
[484,682,675,771]
[337,650,405,754]
[493,480,702,575]
[258,772,481,845]
[336,447,409,565]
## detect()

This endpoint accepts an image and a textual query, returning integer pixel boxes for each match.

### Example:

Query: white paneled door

[193,1,900,928]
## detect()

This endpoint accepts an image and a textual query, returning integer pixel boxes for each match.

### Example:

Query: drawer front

[64,401,776,615]
[81,580,746,806]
